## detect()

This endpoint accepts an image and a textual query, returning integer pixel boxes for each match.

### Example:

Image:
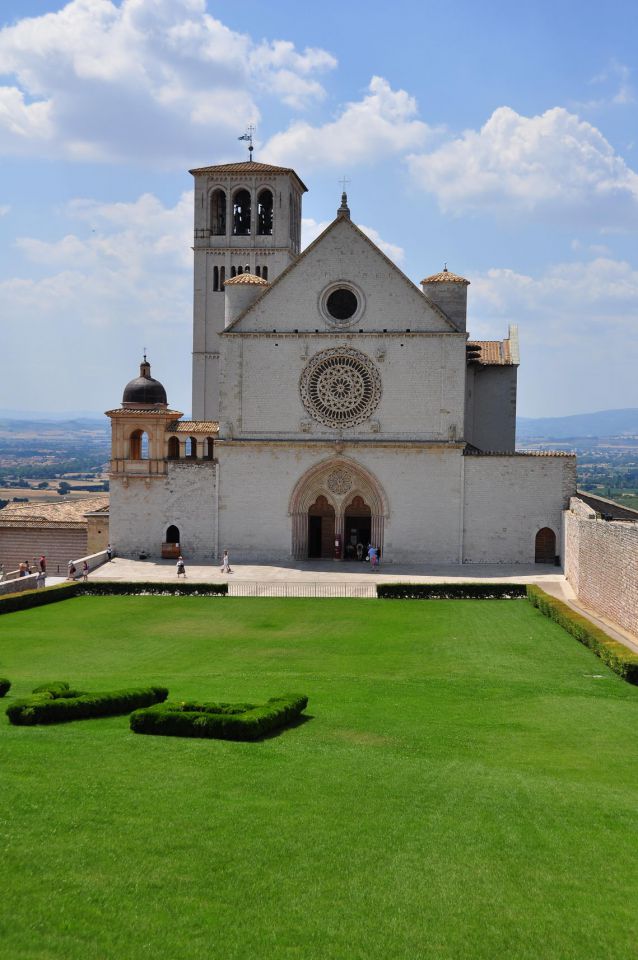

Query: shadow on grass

[258,712,314,741]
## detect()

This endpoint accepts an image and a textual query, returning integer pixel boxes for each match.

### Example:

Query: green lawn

[1,596,637,960]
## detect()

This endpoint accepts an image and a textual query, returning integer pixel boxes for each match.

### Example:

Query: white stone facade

[107,159,576,565]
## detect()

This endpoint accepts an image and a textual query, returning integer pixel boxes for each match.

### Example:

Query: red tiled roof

[467,340,515,365]
[421,268,469,285]
[189,161,307,192]
[224,273,269,286]
[166,421,219,434]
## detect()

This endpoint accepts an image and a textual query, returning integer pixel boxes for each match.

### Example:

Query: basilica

[107,159,575,564]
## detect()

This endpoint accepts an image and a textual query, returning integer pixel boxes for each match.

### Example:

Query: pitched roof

[166,420,219,434]
[467,340,517,366]
[224,273,269,286]
[223,215,461,333]
[421,267,470,285]
[189,160,307,192]
[0,495,109,526]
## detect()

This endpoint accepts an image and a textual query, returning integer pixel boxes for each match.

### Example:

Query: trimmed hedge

[0,678,11,698]
[6,681,168,726]
[377,582,527,600]
[0,582,78,615]
[77,581,228,596]
[130,693,308,741]
[527,585,638,684]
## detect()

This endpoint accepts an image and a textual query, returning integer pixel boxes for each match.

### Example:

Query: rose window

[299,348,381,428]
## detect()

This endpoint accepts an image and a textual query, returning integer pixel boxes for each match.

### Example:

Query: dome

[122,359,167,406]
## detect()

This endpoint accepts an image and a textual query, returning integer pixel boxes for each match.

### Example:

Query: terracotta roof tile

[224,273,269,286]
[467,340,516,366]
[421,268,470,285]
[189,160,307,192]
[0,495,109,525]
[166,420,219,434]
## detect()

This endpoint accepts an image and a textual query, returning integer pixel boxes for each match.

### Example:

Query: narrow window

[130,429,148,460]
[262,265,268,281]
[233,189,251,236]
[213,265,219,292]
[255,265,261,277]
[205,437,214,460]
[230,265,236,278]
[210,189,226,235]
[187,437,198,459]
[167,436,180,459]
[220,266,225,288]
[245,264,250,274]
[237,266,243,275]
[257,189,273,235]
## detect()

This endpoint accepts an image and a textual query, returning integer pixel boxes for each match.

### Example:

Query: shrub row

[6,681,168,725]
[377,582,527,600]
[77,581,228,596]
[526,585,638,685]
[0,678,11,697]
[130,693,308,741]
[0,582,79,616]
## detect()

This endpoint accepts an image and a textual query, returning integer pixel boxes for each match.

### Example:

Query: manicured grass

[1,596,637,960]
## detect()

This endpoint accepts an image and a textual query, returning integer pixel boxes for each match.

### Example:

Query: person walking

[176,555,186,578]
[82,561,89,582]
[220,550,232,574]
[39,555,46,574]
[67,562,77,580]
[106,543,113,562]
[36,570,45,589]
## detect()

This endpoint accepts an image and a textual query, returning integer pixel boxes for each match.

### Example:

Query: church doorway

[344,494,372,560]
[535,527,556,563]
[308,495,335,558]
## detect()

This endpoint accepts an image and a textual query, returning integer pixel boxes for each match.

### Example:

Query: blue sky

[1,0,637,417]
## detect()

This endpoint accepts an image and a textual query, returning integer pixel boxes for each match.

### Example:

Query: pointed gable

[226,216,458,334]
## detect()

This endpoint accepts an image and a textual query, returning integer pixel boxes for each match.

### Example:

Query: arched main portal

[344,495,372,560]
[289,458,387,560]
[308,495,335,559]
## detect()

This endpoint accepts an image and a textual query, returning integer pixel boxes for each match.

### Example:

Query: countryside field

[1,596,637,960]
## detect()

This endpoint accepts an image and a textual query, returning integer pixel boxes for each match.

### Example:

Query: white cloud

[469,256,638,415]
[0,0,337,164]
[583,60,635,109]
[301,217,404,263]
[263,76,431,169]
[408,106,638,227]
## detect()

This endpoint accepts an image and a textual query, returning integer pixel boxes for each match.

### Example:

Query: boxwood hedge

[527,585,638,684]
[6,681,169,725]
[0,582,78,615]
[77,582,228,596]
[377,583,527,600]
[130,693,308,741]
[0,678,11,698]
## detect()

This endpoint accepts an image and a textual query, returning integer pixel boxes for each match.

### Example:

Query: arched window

[255,266,261,277]
[210,189,226,236]
[257,189,273,235]
[220,266,225,288]
[245,264,250,274]
[187,436,198,458]
[205,437,214,460]
[165,524,180,544]
[230,265,236,278]
[213,265,219,292]
[233,189,251,235]
[129,429,148,460]
[262,265,268,281]
[238,265,243,275]
[167,436,180,459]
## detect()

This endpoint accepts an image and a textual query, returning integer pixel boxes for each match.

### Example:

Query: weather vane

[238,124,256,161]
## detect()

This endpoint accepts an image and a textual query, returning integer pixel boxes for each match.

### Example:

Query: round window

[326,288,358,321]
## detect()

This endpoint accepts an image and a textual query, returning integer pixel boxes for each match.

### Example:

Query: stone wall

[564,496,638,637]
[0,525,87,576]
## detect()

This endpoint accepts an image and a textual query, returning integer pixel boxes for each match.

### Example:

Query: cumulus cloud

[408,106,638,227]
[263,76,431,169]
[301,216,404,263]
[469,256,638,415]
[0,0,337,164]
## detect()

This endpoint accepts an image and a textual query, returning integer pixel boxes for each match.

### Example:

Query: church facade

[107,160,576,564]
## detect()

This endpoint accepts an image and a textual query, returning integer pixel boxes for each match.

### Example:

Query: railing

[227,580,377,598]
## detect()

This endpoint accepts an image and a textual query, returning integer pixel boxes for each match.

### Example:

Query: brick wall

[564,496,638,637]
[0,526,87,575]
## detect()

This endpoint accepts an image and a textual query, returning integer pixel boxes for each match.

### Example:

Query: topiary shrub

[527,585,638,685]
[6,682,168,726]
[130,693,308,741]
[377,583,527,600]
[0,582,78,616]
[0,678,11,698]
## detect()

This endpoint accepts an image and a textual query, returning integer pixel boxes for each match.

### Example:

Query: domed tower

[190,158,307,420]
[106,357,182,473]
[421,266,469,331]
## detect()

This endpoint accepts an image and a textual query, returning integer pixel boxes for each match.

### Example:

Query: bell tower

[190,159,307,420]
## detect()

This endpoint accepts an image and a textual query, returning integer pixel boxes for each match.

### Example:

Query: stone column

[292,512,307,559]
[371,515,384,555]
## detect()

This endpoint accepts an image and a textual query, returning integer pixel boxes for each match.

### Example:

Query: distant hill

[517,408,638,440]
[0,409,105,420]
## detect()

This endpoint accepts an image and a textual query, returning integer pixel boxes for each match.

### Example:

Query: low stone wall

[70,549,110,575]
[564,497,638,638]
[0,573,39,597]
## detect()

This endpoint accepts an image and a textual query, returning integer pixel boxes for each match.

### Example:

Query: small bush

[527,585,638,684]
[6,682,168,726]
[77,582,228,597]
[130,693,308,741]
[0,678,11,698]
[0,582,78,616]
[377,583,527,600]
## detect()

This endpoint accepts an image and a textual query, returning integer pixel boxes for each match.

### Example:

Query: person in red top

[39,555,46,573]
